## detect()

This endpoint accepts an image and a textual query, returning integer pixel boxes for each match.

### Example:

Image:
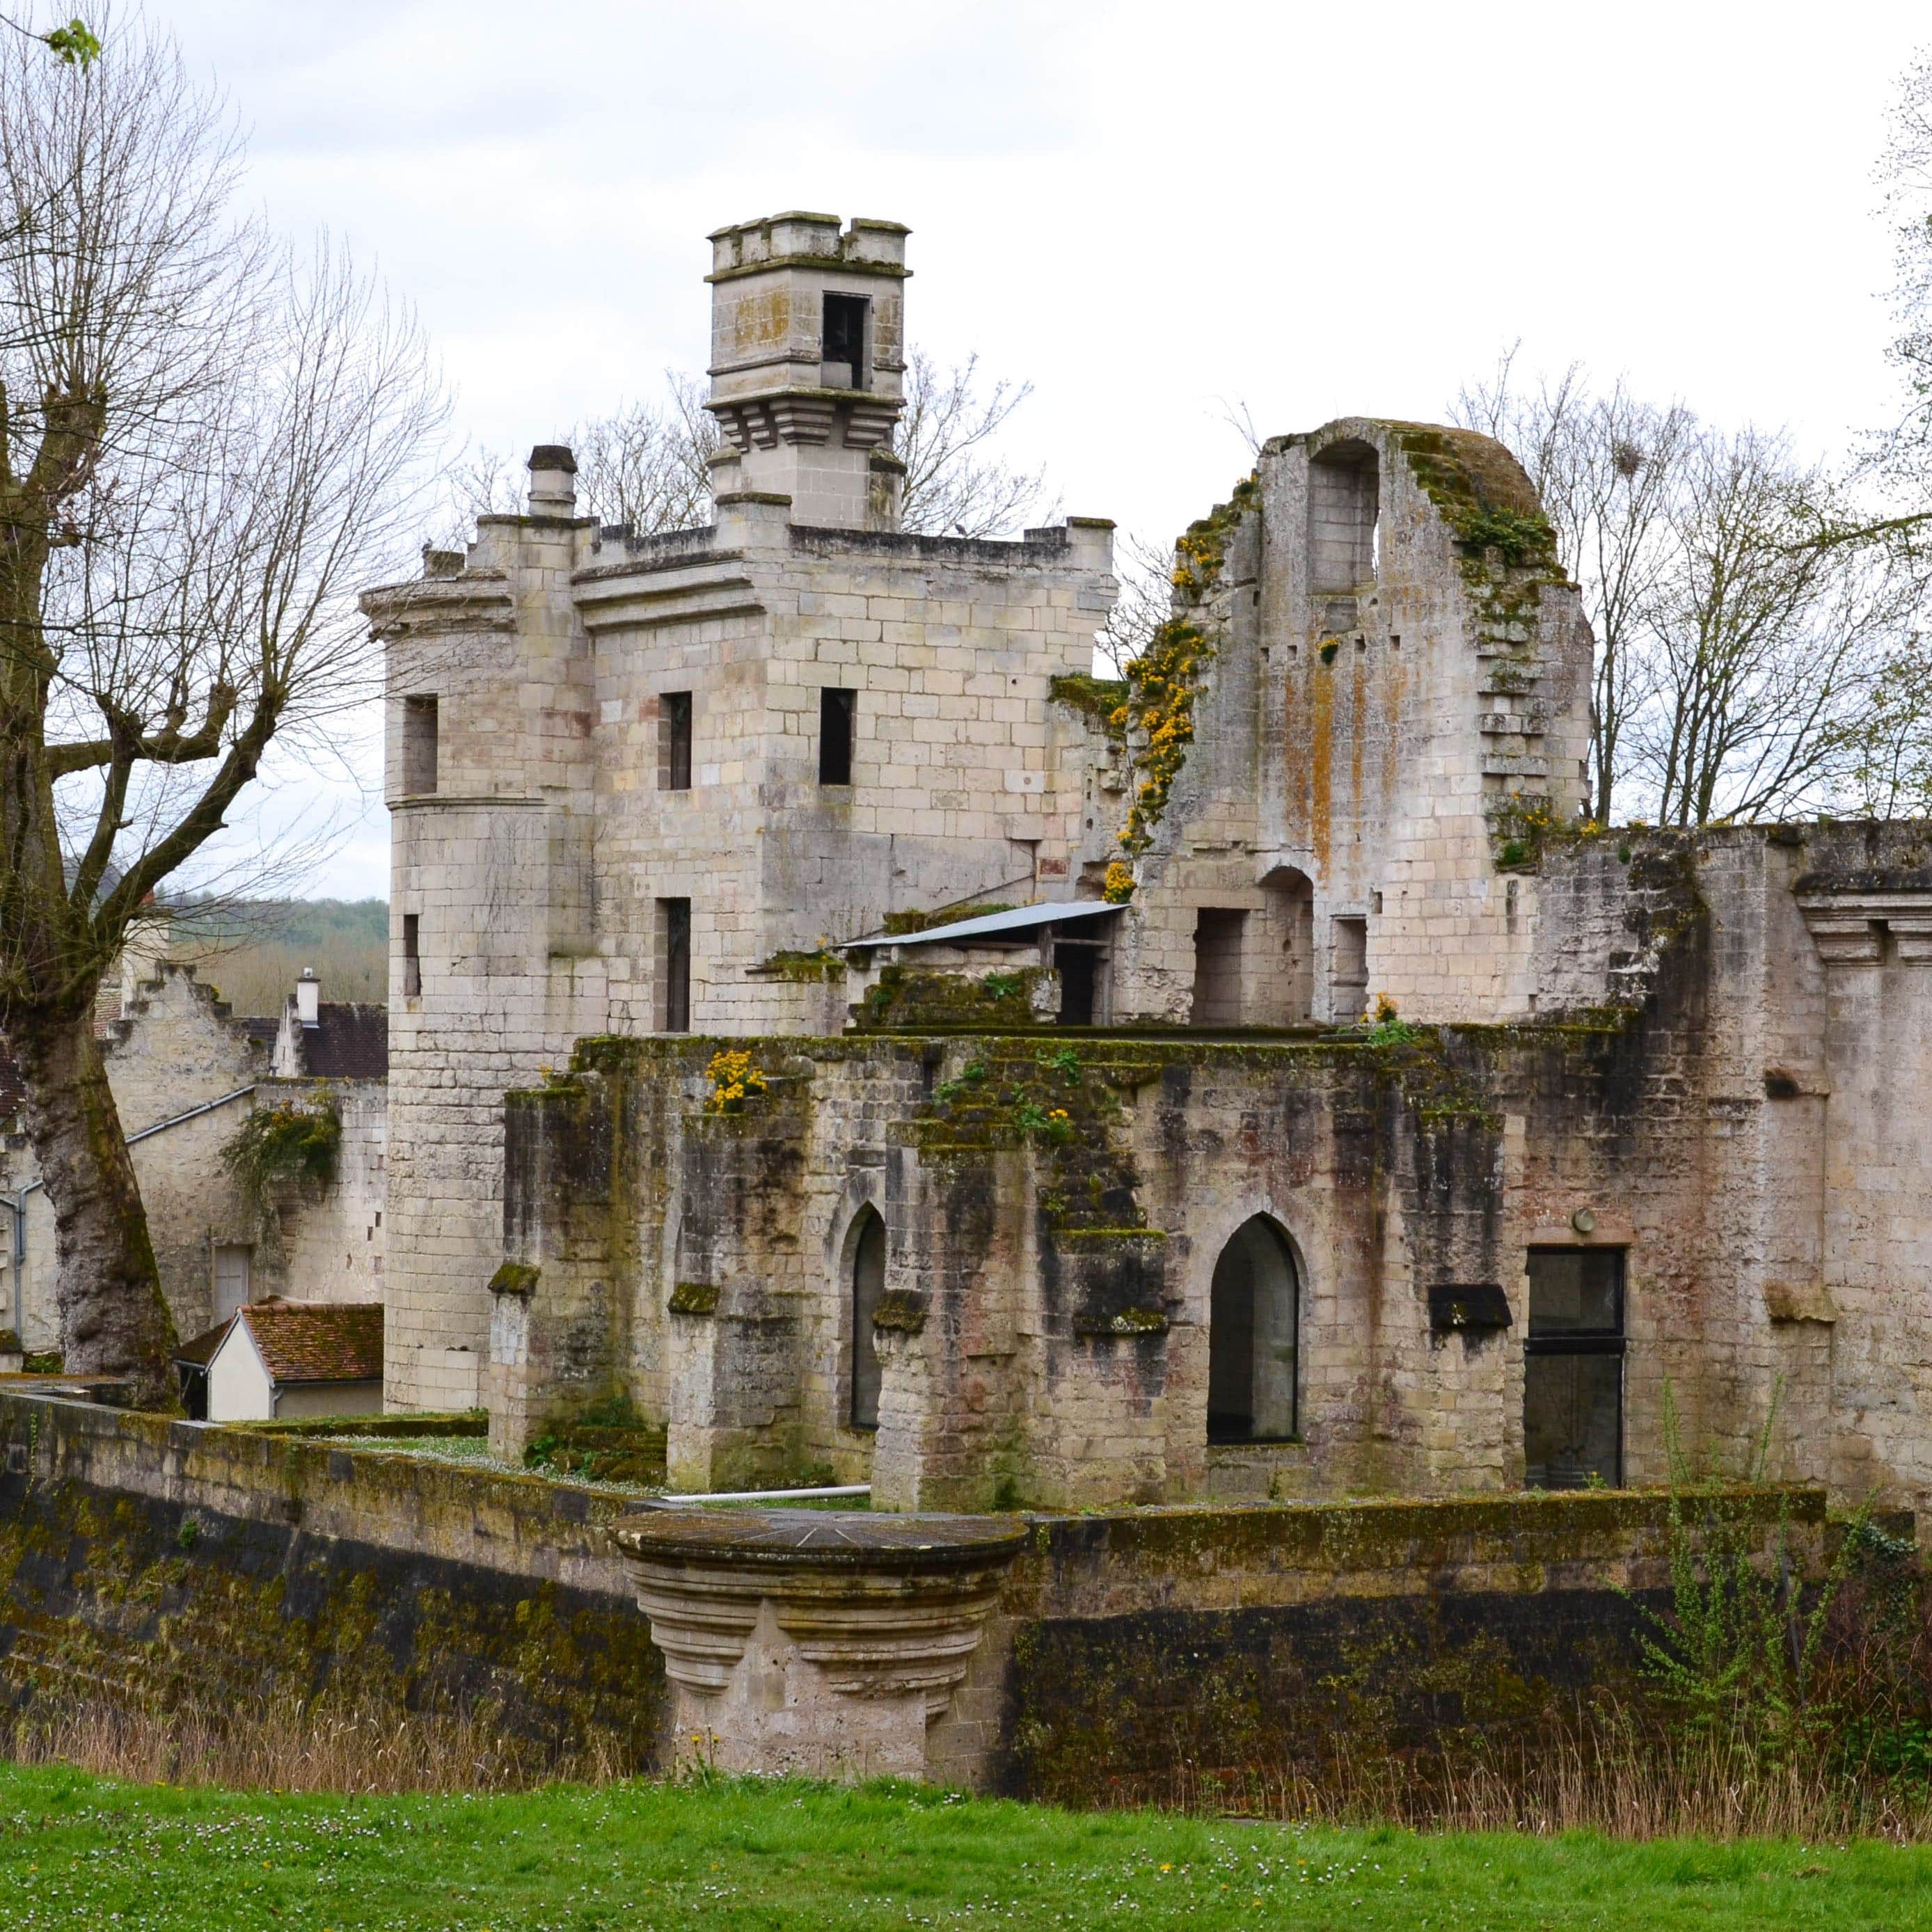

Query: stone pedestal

[612,1507,1026,1781]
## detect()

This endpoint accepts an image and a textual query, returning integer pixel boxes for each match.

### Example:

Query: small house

[190,1299,383,1422]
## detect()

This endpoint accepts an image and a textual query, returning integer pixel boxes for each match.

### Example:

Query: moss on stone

[489,1261,541,1298]
[754,948,848,983]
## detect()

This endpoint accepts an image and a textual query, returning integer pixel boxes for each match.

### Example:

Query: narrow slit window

[849,1207,886,1430]
[403,695,438,795]
[822,293,868,390]
[819,687,855,786]
[657,896,691,1032]
[659,692,692,791]
[402,913,421,999]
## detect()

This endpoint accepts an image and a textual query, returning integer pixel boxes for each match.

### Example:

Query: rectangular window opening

[1524,1246,1625,1490]
[818,687,855,786]
[402,695,439,795]
[1055,941,1101,1026]
[657,897,691,1033]
[402,912,421,999]
[1191,909,1247,1028]
[821,293,868,390]
[659,691,692,791]
[1331,914,1368,1024]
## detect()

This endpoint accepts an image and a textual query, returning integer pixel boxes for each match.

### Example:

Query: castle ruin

[361,213,1932,1524]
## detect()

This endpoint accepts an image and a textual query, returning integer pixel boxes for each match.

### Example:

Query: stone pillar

[614,1507,1025,1782]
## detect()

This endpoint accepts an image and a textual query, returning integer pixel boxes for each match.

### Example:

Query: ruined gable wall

[1106,422,1593,1029]
[104,965,267,1340]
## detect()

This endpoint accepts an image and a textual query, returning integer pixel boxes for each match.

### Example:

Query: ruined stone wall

[491,819,1932,1521]
[1105,420,1593,1029]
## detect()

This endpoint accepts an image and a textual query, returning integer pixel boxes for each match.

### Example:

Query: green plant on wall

[1110,475,1259,887]
[1633,1382,1871,1770]
[219,1102,341,1209]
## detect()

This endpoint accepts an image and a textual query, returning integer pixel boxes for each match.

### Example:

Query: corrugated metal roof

[844,899,1125,949]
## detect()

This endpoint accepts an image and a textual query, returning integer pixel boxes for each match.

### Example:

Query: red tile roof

[238,1300,383,1385]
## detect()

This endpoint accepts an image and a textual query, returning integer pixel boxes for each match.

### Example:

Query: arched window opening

[1207,1217,1299,1443]
[849,1207,886,1430]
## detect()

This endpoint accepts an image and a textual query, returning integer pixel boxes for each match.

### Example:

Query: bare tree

[1878,50,1932,516]
[1454,351,1694,821]
[885,348,1050,538]
[1093,531,1175,677]
[0,19,442,1400]
[572,372,717,532]
[447,348,1049,546]
[1630,429,1920,824]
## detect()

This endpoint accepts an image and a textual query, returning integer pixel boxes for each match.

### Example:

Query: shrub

[220,1102,341,1205]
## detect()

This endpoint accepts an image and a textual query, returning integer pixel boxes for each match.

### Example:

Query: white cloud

[148,0,1926,896]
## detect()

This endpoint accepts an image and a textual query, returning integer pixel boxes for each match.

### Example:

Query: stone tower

[365,211,1114,1412]
[704,212,909,530]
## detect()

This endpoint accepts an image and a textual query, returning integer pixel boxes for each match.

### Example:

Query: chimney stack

[296,967,320,1028]
[525,443,578,515]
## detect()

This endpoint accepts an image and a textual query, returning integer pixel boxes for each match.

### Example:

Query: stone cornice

[1796,886,1932,965]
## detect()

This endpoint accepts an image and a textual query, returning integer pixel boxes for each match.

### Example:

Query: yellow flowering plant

[703,1048,768,1116]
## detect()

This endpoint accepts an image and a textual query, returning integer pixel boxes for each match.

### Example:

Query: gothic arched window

[849,1208,886,1430]
[1207,1217,1299,1443]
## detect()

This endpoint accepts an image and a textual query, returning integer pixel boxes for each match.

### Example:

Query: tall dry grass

[1141,1706,1932,1843]
[3,1691,634,1795]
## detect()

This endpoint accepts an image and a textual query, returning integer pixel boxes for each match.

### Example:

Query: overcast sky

[152,0,1926,898]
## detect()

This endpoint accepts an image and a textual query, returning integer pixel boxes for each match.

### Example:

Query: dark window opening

[822,293,868,390]
[849,1207,886,1430]
[403,695,438,795]
[659,692,692,791]
[1192,908,1247,1027]
[657,897,691,1032]
[1524,1247,1625,1489]
[402,912,420,998]
[819,687,855,786]
[1056,941,1100,1026]
[1208,1217,1299,1443]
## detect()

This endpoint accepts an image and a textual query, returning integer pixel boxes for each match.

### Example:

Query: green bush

[219,1102,342,1205]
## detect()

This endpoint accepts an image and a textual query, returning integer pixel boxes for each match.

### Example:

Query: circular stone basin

[611,1506,1029,1573]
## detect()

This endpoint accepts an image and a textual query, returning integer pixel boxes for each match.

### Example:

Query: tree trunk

[15,1004,179,1407]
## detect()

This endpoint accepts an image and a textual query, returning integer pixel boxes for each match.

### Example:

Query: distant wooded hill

[162,899,389,1018]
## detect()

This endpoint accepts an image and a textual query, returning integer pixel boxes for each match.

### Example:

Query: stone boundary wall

[952,1489,1826,1795]
[0,1393,661,1766]
[0,1393,1825,1796]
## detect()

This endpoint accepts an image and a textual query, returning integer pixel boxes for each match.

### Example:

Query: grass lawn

[3,1761,1931,1930]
